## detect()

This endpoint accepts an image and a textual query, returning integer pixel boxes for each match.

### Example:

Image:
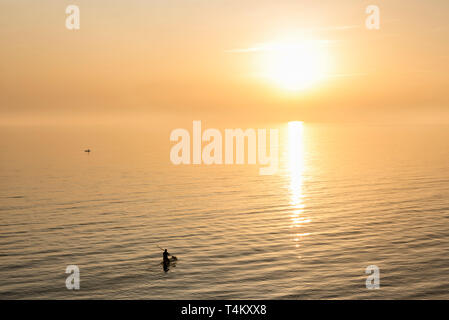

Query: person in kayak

[163,249,170,264]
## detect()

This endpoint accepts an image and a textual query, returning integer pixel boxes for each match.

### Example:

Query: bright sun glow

[263,41,327,91]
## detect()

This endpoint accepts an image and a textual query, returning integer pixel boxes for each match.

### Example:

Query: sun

[262,41,327,91]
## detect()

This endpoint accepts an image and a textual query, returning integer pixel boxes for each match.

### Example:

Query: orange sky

[1,0,448,125]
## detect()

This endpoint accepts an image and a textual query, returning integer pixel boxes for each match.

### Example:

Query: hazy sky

[1,0,448,124]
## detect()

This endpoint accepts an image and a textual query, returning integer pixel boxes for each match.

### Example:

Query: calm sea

[1,123,449,299]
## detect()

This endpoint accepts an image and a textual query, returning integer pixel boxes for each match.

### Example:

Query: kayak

[161,256,177,272]
[161,256,178,265]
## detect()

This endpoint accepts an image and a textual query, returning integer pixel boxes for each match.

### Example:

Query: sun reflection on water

[287,121,310,248]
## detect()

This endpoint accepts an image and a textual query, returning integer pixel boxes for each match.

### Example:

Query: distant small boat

[84,149,91,153]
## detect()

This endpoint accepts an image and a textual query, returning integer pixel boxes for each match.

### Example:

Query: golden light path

[287,121,310,248]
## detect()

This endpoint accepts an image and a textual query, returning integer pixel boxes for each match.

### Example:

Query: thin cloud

[318,25,361,31]
[225,46,268,53]
[326,73,369,78]
[226,40,338,53]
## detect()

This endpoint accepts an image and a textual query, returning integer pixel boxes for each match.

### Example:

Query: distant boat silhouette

[84,149,91,153]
